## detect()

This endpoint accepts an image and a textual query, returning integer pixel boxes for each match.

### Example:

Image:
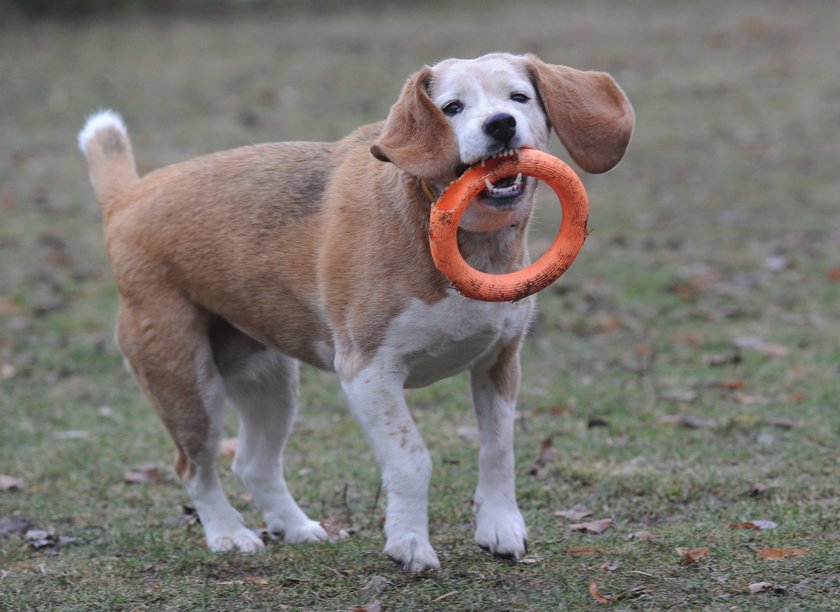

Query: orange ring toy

[429,148,589,302]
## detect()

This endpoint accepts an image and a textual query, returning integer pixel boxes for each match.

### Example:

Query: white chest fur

[375,291,532,388]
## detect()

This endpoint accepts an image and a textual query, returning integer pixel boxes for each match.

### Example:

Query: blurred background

[1,1,838,608]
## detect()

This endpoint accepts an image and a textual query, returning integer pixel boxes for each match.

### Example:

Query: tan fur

[79,52,633,568]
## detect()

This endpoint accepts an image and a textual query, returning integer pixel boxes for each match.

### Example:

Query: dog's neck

[409,174,531,276]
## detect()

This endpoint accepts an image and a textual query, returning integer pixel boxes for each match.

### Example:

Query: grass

[1,0,839,609]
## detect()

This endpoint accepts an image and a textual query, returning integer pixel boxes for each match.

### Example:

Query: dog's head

[371,53,634,231]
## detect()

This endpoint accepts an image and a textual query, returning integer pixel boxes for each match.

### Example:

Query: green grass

[2,1,839,609]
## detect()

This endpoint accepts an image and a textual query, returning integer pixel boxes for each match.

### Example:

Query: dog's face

[371,53,635,231]
[426,55,551,231]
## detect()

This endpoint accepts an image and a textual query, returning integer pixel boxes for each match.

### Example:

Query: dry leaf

[589,581,614,604]
[528,436,555,474]
[219,437,239,457]
[0,475,26,491]
[360,575,389,598]
[319,517,350,542]
[730,520,777,530]
[748,581,787,595]
[52,430,90,440]
[569,518,613,534]
[0,363,16,380]
[826,268,840,282]
[627,530,658,544]
[758,547,811,560]
[554,506,592,522]
[0,515,31,537]
[716,379,747,390]
[124,464,167,485]
[566,546,603,557]
[354,600,382,612]
[733,336,789,357]
[677,546,710,564]
[244,576,269,586]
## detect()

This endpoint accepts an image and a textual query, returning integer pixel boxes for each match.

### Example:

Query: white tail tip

[77,109,127,155]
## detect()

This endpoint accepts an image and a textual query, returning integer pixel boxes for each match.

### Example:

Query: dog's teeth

[515,173,523,186]
[484,178,495,191]
[514,148,522,160]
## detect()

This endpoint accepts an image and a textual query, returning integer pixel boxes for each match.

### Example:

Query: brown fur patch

[488,339,522,402]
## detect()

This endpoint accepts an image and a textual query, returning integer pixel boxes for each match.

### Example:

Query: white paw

[283,520,329,544]
[475,506,528,559]
[207,528,265,553]
[384,533,440,572]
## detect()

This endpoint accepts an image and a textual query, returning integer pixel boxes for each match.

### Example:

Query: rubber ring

[429,148,589,302]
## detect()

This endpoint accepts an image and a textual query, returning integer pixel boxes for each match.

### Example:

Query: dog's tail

[77,109,139,218]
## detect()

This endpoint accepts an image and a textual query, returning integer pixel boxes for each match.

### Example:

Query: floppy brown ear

[524,54,635,174]
[370,68,460,180]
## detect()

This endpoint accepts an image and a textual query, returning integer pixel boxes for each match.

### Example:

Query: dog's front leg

[470,341,528,559]
[340,365,439,572]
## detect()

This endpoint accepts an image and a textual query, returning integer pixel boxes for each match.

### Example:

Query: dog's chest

[380,291,532,388]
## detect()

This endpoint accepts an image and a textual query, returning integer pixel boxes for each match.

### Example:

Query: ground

[1,1,839,609]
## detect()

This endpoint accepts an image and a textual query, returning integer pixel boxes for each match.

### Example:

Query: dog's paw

[384,533,440,572]
[284,520,329,544]
[475,506,528,560]
[207,528,265,553]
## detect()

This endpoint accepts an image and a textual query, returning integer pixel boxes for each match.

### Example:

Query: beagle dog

[78,52,633,571]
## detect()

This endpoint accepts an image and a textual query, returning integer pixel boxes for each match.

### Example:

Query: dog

[78,52,633,571]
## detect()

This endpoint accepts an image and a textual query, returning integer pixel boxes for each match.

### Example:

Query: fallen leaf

[708,349,742,367]
[244,576,269,586]
[528,436,556,474]
[733,392,771,405]
[733,336,789,357]
[360,575,389,598]
[219,437,239,457]
[569,518,613,534]
[0,475,26,491]
[548,405,573,415]
[0,363,16,380]
[432,591,458,602]
[748,581,787,595]
[758,547,811,560]
[319,517,350,542]
[716,379,748,390]
[749,483,769,497]
[767,417,797,429]
[587,416,609,429]
[52,430,91,440]
[677,546,710,564]
[0,515,31,537]
[627,530,658,544]
[456,426,479,441]
[730,520,777,531]
[554,506,592,522]
[0,298,22,315]
[826,268,840,283]
[124,464,168,485]
[589,581,614,604]
[354,600,382,612]
[565,546,603,557]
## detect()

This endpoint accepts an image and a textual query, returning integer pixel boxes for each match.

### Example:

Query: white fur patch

[77,109,127,155]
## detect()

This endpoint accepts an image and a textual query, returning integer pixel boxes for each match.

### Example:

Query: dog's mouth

[456,148,527,206]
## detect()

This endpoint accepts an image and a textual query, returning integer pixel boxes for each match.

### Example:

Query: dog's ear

[371,68,460,180]
[523,54,635,174]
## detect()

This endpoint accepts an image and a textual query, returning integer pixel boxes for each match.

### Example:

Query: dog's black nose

[483,113,517,145]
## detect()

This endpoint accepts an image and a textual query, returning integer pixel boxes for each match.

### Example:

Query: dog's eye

[442,100,464,116]
[511,93,530,104]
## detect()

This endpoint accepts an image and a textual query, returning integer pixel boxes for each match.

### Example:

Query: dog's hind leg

[116,298,264,553]
[210,319,328,545]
